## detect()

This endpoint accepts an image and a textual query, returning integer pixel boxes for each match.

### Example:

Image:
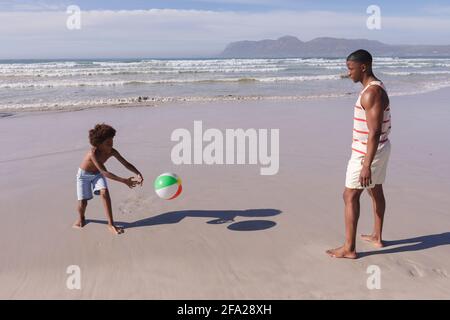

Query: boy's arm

[112,149,144,184]
[90,149,137,188]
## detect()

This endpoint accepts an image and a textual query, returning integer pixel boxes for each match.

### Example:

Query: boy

[74,123,144,234]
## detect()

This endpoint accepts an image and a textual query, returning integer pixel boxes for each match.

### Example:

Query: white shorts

[76,168,108,200]
[345,141,391,189]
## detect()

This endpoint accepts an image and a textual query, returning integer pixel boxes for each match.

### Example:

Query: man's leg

[99,189,124,234]
[326,187,363,259]
[73,200,88,228]
[361,184,385,247]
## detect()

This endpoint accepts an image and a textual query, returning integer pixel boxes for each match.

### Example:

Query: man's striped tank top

[352,80,391,155]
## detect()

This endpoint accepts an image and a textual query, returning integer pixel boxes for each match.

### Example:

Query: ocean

[1,57,450,111]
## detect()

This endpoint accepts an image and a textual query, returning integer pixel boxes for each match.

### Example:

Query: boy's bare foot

[108,224,124,235]
[361,234,384,248]
[73,218,86,229]
[326,246,357,259]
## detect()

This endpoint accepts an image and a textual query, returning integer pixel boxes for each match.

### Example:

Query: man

[327,49,392,259]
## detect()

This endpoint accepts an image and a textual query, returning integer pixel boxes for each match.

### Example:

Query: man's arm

[112,148,144,185]
[359,86,386,187]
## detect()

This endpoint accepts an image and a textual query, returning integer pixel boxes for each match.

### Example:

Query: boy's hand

[123,177,138,188]
[137,174,144,186]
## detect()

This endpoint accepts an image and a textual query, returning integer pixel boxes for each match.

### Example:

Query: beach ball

[154,173,182,200]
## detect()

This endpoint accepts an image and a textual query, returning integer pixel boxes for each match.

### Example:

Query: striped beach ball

[154,173,182,200]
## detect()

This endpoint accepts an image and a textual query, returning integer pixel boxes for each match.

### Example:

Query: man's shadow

[87,208,281,231]
[358,232,450,258]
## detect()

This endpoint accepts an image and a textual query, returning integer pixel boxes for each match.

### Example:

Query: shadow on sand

[358,232,450,258]
[87,208,281,232]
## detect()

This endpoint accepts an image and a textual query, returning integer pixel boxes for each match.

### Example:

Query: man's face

[346,60,364,83]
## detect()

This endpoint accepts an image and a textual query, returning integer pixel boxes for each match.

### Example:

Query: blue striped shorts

[76,168,108,201]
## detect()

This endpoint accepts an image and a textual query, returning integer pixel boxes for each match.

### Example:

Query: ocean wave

[3,80,450,112]
[382,70,450,76]
[0,93,354,112]
[0,74,345,89]
[1,58,449,81]
[389,80,450,96]
[0,80,129,89]
[258,74,345,82]
[0,67,288,78]
[0,59,294,70]
[2,57,449,68]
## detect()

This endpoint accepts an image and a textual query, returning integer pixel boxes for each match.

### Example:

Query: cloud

[0,8,449,59]
[0,0,68,11]
[422,4,450,16]
[191,0,289,5]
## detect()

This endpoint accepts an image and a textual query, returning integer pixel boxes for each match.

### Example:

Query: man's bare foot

[326,246,357,259]
[107,224,124,235]
[360,234,384,248]
[73,218,86,229]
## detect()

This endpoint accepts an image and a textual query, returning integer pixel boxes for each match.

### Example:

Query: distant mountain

[219,35,450,58]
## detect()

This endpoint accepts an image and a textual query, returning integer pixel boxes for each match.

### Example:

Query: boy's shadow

[88,208,281,232]
[358,232,450,258]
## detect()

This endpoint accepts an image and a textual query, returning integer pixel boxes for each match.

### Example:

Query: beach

[1,87,449,299]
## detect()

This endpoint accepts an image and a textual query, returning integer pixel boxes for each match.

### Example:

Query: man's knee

[368,184,385,200]
[343,188,361,203]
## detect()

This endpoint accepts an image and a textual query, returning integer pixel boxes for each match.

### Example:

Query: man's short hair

[346,49,373,64]
[89,123,116,147]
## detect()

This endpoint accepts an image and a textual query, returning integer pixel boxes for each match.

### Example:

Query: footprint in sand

[118,192,155,215]
[398,260,449,279]
[431,268,449,278]
[399,259,426,278]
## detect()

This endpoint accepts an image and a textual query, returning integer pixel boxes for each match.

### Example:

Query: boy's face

[99,137,113,151]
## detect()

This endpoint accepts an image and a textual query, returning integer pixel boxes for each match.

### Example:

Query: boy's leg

[326,187,363,259]
[361,184,385,247]
[99,189,124,234]
[73,200,88,228]
[75,168,93,228]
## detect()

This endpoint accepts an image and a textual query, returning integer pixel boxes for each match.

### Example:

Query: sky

[0,0,450,59]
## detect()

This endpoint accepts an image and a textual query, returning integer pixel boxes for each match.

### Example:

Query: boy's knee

[78,200,88,208]
[99,189,109,197]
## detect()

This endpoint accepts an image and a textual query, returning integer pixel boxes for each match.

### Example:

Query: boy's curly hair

[89,123,116,147]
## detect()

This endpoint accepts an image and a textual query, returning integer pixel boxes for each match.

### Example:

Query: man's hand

[123,177,138,188]
[359,165,372,187]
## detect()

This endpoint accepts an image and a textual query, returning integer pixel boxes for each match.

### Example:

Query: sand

[1,88,450,299]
